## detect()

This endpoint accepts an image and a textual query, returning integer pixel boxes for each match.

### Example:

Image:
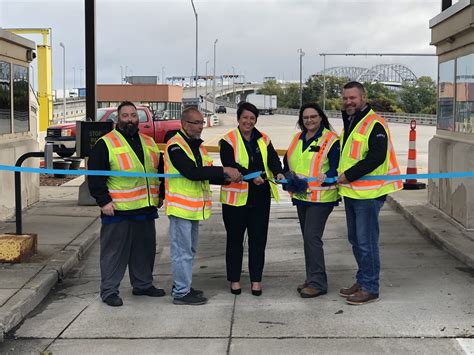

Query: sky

[1,0,442,91]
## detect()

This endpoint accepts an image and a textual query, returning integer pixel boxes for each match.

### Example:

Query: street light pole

[232,66,235,104]
[59,42,66,121]
[322,54,326,111]
[205,60,209,112]
[213,38,218,113]
[191,0,198,99]
[161,66,165,84]
[73,66,76,89]
[298,48,305,108]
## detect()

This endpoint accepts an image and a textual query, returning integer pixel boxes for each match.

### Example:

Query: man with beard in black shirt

[88,101,166,307]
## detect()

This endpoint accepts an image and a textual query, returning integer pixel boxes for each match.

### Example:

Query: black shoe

[132,286,166,297]
[230,287,242,295]
[103,294,123,307]
[173,293,208,305]
[190,287,204,297]
[251,282,262,296]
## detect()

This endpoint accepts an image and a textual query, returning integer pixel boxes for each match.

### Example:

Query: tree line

[257,75,437,114]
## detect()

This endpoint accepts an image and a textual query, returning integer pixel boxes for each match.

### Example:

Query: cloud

[1,0,440,89]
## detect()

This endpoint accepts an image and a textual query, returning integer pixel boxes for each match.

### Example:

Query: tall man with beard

[89,101,166,307]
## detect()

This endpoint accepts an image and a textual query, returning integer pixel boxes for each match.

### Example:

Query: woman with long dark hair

[283,103,340,298]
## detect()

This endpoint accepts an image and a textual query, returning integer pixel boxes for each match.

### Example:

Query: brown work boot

[300,286,327,298]
[346,290,379,305]
[297,282,308,294]
[339,283,360,298]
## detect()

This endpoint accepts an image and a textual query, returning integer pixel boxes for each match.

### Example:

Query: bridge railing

[216,101,436,126]
[273,108,436,126]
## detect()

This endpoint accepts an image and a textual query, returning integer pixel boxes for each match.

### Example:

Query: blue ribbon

[1,164,473,182]
[0,164,262,181]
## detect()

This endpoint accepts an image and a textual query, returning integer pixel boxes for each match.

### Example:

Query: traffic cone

[403,119,426,190]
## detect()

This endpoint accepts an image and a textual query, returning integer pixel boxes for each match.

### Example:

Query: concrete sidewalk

[388,189,474,269]
[0,180,473,353]
[0,177,100,341]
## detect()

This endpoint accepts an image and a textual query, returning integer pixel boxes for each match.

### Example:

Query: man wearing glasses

[164,107,242,305]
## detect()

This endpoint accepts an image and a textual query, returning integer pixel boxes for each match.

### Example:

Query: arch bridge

[318,64,417,87]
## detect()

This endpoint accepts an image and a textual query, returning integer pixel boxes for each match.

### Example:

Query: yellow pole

[6,29,52,132]
[37,45,53,131]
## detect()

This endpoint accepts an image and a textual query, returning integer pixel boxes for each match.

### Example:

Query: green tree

[399,76,436,114]
[363,82,399,112]
[281,83,300,109]
[301,75,347,107]
[257,80,284,97]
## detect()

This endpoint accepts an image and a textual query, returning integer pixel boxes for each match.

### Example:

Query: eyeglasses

[185,120,206,126]
[302,114,319,121]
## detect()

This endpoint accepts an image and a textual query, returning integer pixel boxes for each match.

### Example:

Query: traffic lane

[201,113,434,171]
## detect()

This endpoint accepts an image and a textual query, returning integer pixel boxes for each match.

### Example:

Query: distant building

[123,76,158,85]
[96,84,183,120]
[0,29,39,221]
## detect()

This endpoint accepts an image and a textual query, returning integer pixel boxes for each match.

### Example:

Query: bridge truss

[318,64,417,85]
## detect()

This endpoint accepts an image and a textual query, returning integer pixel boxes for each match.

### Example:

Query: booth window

[0,61,12,134]
[455,53,474,134]
[438,60,455,131]
[13,64,29,133]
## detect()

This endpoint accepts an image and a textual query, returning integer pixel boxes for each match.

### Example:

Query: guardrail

[274,108,436,126]
[217,101,436,126]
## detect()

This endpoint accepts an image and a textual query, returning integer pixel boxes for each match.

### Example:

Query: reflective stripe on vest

[338,110,402,199]
[101,130,160,210]
[164,132,213,220]
[287,129,339,203]
[220,129,279,206]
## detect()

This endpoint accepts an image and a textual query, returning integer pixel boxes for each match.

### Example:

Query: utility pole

[59,42,66,121]
[191,0,198,99]
[205,60,209,112]
[298,48,305,108]
[213,39,218,113]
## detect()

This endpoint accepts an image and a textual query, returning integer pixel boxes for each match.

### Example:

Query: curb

[387,195,474,269]
[0,217,100,341]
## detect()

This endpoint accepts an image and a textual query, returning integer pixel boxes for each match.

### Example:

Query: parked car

[46,106,181,157]
[215,105,227,113]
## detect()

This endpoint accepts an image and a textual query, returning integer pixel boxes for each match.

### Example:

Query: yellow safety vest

[101,129,160,210]
[338,109,402,199]
[164,131,213,220]
[220,128,280,206]
[286,128,339,203]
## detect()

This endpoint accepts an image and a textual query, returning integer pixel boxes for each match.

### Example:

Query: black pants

[100,219,156,300]
[296,204,334,292]
[222,197,271,282]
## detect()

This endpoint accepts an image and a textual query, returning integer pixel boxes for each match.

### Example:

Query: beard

[344,105,356,115]
[118,122,139,136]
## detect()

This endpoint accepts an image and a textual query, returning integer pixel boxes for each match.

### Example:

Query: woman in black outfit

[219,102,284,296]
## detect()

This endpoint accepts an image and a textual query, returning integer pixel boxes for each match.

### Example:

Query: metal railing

[216,100,436,126]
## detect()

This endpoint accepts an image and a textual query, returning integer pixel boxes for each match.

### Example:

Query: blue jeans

[344,197,384,294]
[169,216,199,298]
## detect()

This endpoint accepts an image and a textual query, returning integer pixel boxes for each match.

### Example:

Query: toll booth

[0,30,39,221]
[429,0,474,229]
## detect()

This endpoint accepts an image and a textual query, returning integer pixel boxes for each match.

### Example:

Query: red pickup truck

[46,106,181,157]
